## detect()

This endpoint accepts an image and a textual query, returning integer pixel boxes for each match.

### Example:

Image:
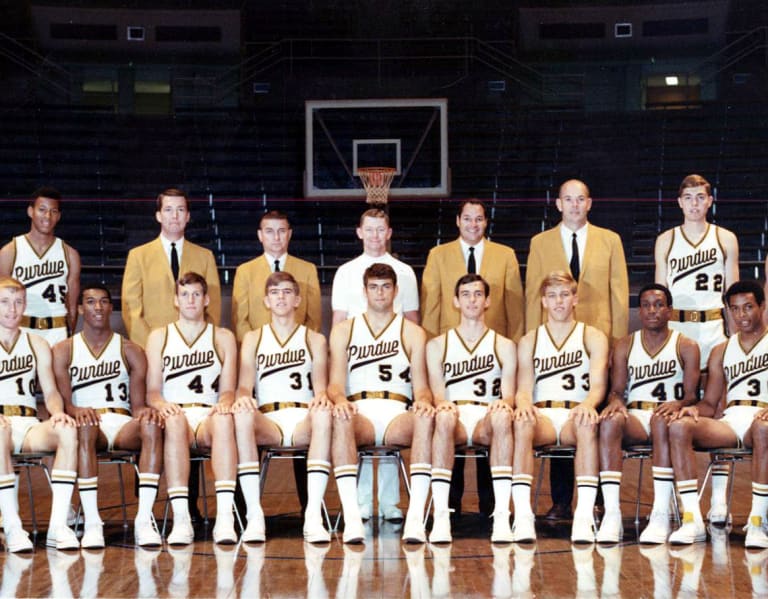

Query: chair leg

[116,462,128,529]
[199,461,209,525]
[533,458,547,515]
[634,455,646,526]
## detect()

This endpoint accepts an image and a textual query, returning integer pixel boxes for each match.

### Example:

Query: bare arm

[403,321,433,410]
[213,327,237,412]
[654,230,672,286]
[32,334,73,426]
[569,326,609,426]
[64,243,81,333]
[307,330,330,407]
[676,342,725,420]
[514,331,537,421]
[601,334,631,420]
[495,335,517,410]
[145,327,180,416]
[327,320,354,418]
[426,335,449,409]
[51,338,83,420]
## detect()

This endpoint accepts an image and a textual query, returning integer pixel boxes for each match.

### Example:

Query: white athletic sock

[0,473,22,531]
[334,464,362,520]
[237,462,262,519]
[676,479,701,519]
[407,463,431,522]
[430,467,452,514]
[136,472,160,522]
[599,470,622,513]
[574,475,599,518]
[710,464,730,506]
[650,467,674,514]
[77,476,101,526]
[168,486,190,520]
[215,480,236,527]
[49,469,77,529]
[749,482,768,520]
[511,474,534,518]
[491,466,513,514]
[306,460,331,522]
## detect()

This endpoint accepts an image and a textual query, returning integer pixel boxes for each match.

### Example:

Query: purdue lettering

[257,348,306,370]
[164,350,216,371]
[669,248,717,274]
[724,352,768,382]
[534,350,583,373]
[444,354,495,378]
[629,359,677,381]
[348,340,399,361]
[70,360,121,382]
[0,354,34,376]
[14,260,66,284]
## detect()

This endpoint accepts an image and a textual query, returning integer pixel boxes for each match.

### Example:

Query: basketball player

[0,187,81,344]
[512,271,609,543]
[424,274,517,544]
[328,263,434,543]
[145,271,238,545]
[667,280,768,547]
[53,285,164,548]
[655,174,739,525]
[0,276,79,551]
[595,284,700,544]
[233,271,332,544]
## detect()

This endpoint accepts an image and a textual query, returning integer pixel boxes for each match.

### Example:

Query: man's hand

[654,400,685,420]
[309,392,332,411]
[514,404,539,423]
[72,406,101,427]
[232,394,259,413]
[569,404,599,426]
[488,400,513,414]
[599,400,627,422]
[50,411,76,428]
[134,406,164,427]
[434,400,457,415]
[671,405,699,422]
[411,400,435,417]
[333,399,357,420]
[156,400,183,418]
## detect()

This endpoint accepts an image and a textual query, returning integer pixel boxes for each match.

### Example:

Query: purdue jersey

[69,332,131,411]
[532,322,590,404]
[346,314,412,400]
[0,332,38,410]
[443,328,502,404]
[161,323,222,406]
[12,235,69,319]
[723,332,768,402]
[664,225,726,311]
[626,330,684,405]
[255,324,313,406]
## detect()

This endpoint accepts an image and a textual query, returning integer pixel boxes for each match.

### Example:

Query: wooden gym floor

[0,452,762,598]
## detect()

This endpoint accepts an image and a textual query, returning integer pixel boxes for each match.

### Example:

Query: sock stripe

[0,473,14,491]
[215,480,237,494]
[576,475,599,489]
[712,464,730,476]
[168,486,189,501]
[238,462,260,476]
[138,473,160,489]
[677,479,698,495]
[334,465,358,480]
[512,474,533,485]
[51,469,77,485]
[307,460,331,475]
[431,467,452,485]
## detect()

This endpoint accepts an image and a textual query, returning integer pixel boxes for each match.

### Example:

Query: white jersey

[442,328,502,404]
[255,324,313,406]
[626,330,685,406]
[345,313,412,400]
[664,224,726,311]
[722,331,768,403]
[0,332,38,410]
[69,332,131,411]
[161,323,222,406]
[532,322,590,405]
[12,235,69,319]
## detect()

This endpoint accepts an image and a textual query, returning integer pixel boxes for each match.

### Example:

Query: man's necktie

[570,233,580,282]
[170,242,179,281]
[467,247,476,274]
[274,260,280,272]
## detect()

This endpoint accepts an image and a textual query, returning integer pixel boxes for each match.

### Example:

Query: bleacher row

[0,102,767,291]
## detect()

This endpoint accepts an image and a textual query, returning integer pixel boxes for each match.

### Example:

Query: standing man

[331,208,420,521]
[512,271,609,543]
[421,199,524,517]
[122,188,221,348]
[525,179,628,520]
[596,284,700,544]
[0,277,79,551]
[0,187,81,345]
[53,285,164,549]
[145,272,238,545]
[328,263,434,543]
[655,174,739,525]
[233,271,333,543]
[231,210,322,342]
[426,274,517,543]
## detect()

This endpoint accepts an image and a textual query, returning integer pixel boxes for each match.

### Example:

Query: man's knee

[751,419,768,444]
[434,409,456,434]
[598,414,623,445]
[78,424,100,447]
[668,417,695,445]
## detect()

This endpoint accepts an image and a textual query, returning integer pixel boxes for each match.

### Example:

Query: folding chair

[698,446,752,521]
[623,444,680,526]
[74,450,140,532]
[532,445,576,514]
[12,452,53,534]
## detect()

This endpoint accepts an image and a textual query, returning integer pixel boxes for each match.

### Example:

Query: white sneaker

[745,516,768,549]
[212,520,238,545]
[242,512,266,544]
[303,516,330,544]
[401,515,426,544]
[595,511,623,544]
[167,517,194,545]
[511,514,537,543]
[81,522,105,549]
[4,527,33,553]
[707,503,731,527]
[429,510,452,544]
[669,512,707,545]
[134,518,162,547]
[46,525,80,551]
[358,503,373,521]
[571,515,596,544]
[491,511,514,544]
[639,511,671,544]
[342,515,366,544]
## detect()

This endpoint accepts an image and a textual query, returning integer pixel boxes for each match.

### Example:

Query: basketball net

[357,167,396,205]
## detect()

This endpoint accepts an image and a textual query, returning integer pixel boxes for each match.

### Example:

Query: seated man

[53,285,165,548]
[425,274,517,543]
[595,284,700,544]
[512,271,609,543]
[233,272,333,544]
[668,279,768,547]
[0,276,79,551]
[145,272,238,545]
[327,263,434,543]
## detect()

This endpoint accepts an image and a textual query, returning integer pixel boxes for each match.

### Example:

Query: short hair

[678,174,711,197]
[156,188,189,211]
[78,285,113,305]
[637,283,673,308]
[264,271,299,295]
[454,273,489,297]
[725,279,765,306]
[558,179,590,198]
[363,262,397,286]
[176,271,208,295]
[358,208,390,228]
[456,199,486,219]
[30,186,61,207]
[259,210,291,228]
[539,270,577,296]
[0,277,25,294]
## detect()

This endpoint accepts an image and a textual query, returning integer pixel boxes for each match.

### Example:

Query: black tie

[274,260,280,272]
[467,247,476,274]
[170,242,179,281]
[570,233,580,282]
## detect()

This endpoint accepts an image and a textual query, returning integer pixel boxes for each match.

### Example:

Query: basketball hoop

[357,167,396,205]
